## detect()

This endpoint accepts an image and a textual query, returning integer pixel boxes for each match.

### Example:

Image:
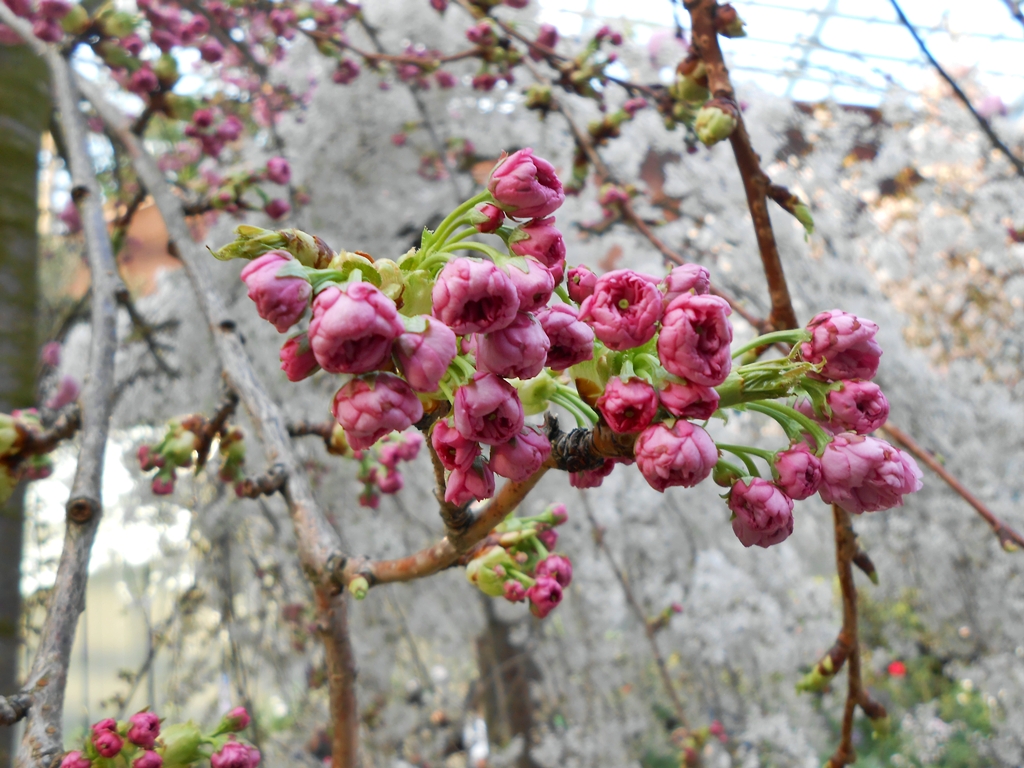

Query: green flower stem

[554,384,599,423]
[717,445,761,477]
[748,400,831,455]
[428,191,492,252]
[715,442,776,464]
[553,285,571,304]
[730,329,810,359]
[532,536,550,560]
[444,226,477,247]
[714,458,748,479]
[453,355,477,380]
[509,570,536,588]
[550,392,592,428]
[417,251,453,275]
[438,239,508,262]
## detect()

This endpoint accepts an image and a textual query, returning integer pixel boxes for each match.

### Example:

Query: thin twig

[116,288,179,378]
[888,0,1024,178]
[881,421,1024,551]
[0,10,123,764]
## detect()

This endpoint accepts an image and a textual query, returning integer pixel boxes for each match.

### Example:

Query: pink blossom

[393,317,458,392]
[127,711,160,749]
[503,580,526,602]
[240,251,311,333]
[151,474,175,495]
[466,21,497,46]
[264,199,290,220]
[129,67,160,95]
[474,203,505,233]
[378,434,422,467]
[506,258,554,312]
[476,312,550,379]
[377,468,403,494]
[510,217,566,283]
[94,729,124,758]
[431,420,480,470]
[454,373,525,445]
[472,72,498,91]
[431,0,448,13]
[445,459,495,505]
[818,433,922,514]
[223,706,251,732]
[658,380,719,420]
[537,528,558,549]
[634,421,718,491]
[331,373,424,450]
[91,719,117,735]
[567,265,597,304]
[40,341,61,367]
[657,294,733,386]
[535,554,572,587]
[59,752,91,768]
[548,503,568,524]
[578,270,663,351]
[434,70,457,88]
[59,199,81,234]
[138,445,164,471]
[266,157,291,185]
[799,310,882,381]
[596,377,658,434]
[211,741,261,768]
[309,283,403,374]
[661,263,710,304]
[46,375,80,410]
[199,38,225,63]
[773,443,822,501]
[504,0,529,8]
[120,33,145,56]
[359,486,380,509]
[569,458,615,488]
[536,304,594,370]
[432,258,520,335]
[134,750,164,768]
[527,576,563,618]
[217,115,244,141]
[38,0,70,19]
[32,18,63,41]
[489,427,551,481]
[279,332,320,382]
[825,380,889,434]
[531,23,559,60]
[729,478,794,548]
[333,58,360,84]
[487,148,565,219]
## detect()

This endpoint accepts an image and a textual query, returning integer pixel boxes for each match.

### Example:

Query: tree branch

[880,421,1024,551]
[888,0,1024,178]
[0,695,31,727]
[686,0,799,331]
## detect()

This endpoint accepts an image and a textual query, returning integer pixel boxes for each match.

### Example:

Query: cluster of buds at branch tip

[354,432,423,508]
[138,413,248,497]
[695,97,740,147]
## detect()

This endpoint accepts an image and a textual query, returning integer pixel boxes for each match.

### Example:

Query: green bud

[158,721,203,767]
[695,102,738,147]
[327,425,353,457]
[163,431,198,466]
[373,258,404,302]
[516,374,559,416]
[97,9,136,38]
[793,202,815,235]
[671,74,710,105]
[0,414,19,457]
[348,576,369,600]
[96,40,133,70]
[465,545,516,597]
[154,53,180,88]
[524,83,553,111]
[213,226,334,268]
[398,269,434,317]
[60,4,90,35]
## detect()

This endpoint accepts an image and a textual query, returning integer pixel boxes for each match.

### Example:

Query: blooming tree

[0,0,1021,767]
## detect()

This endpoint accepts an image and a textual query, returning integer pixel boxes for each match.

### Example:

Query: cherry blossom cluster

[353,431,424,508]
[0,408,63,503]
[137,415,246,496]
[60,707,258,768]
[464,503,571,618]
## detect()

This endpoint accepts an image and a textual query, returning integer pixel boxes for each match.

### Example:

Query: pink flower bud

[151,472,175,495]
[92,718,117,735]
[211,741,261,768]
[487,148,565,220]
[567,265,597,304]
[474,203,505,233]
[138,445,164,471]
[359,486,380,509]
[506,258,554,312]
[537,528,558,549]
[377,468,403,494]
[503,580,526,602]
[120,34,145,56]
[240,251,311,333]
[578,270,662,351]
[799,310,882,382]
[393,317,458,392]
[634,421,718,492]
[94,729,124,758]
[548,503,568,524]
[466,21,497,46]
[623,97,647,116]
[657,294,733,386]
[32,18,63,42]
[510,217,566,283]
[59,199,82,234]
[223,706,251,732]
[445,458,495,505]
[192,108,214,128]
[661,263,710,304]
[527,575,563,618]
[266,157,291,186]
[309,283,404,374]
[264,199,291,220]
[431,420,481,471]
[40,341,61,367]
[729,478,794,548]
[331,373,423,450]
[489,426,551,481]
[279,332,320,382]
[432,258,520,335]
[268,7,296,35]
[134,751,164,768]
[773,443,822,500]
[818,433,922,514]
[596,377,658,434]
[60,752,91,768]
[46,375,80,410]
[454,373,525,445]
[199,38,224,63]
[127,711,160,749]
[530,23,559,60]
[430,0,448,12]
[825,380,889,435]
[217,115,244,141]
[536,304,594,370]
[39,0,71,19]
[434,70,457,88]
[569,458,615,488]
[472,72,498,91]
[658,380,720,420]
[476,312,550,379]
[535,554,572,587]
[129,67,160,95]
[332,58,360,85]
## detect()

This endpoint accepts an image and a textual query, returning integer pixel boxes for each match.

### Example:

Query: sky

[538,0,1024,110]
